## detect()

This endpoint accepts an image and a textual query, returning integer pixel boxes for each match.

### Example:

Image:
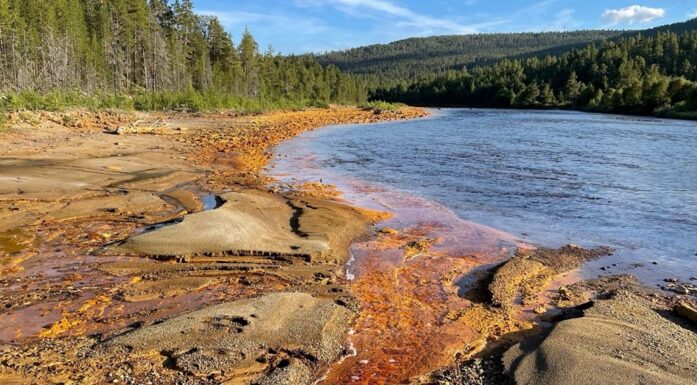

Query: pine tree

[239,28,259,97]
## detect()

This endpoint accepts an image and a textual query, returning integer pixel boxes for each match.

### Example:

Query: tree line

[317,31,625,90]
[0,0,367,111]
[373,29,697,117]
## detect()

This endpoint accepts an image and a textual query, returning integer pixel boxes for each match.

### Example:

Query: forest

[371,28,697,117]
[0,0,367,113]
[1,1,696,119]
[317,30,625,90]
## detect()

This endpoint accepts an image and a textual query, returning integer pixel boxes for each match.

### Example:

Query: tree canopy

[0,0,367,111]
[372,29,697,116]
[317,31,625,90]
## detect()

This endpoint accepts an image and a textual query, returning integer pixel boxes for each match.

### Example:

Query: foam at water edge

[345,249,356,281]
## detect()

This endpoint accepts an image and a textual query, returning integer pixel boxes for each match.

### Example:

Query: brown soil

[0,106,427,385]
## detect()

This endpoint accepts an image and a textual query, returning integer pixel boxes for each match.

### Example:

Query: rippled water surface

[273,109,697,282]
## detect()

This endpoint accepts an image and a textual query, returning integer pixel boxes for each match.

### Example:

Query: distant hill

[317,31,625,88]
[317,18,697,90]
[370,17,697,119]
[637,17,697,36]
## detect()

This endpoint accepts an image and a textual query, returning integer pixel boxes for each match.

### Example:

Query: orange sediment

[0,106,428,344]
[323,240,476,383]
[314,191,532,383]
[39,295,112,338]
[188,107,429,174]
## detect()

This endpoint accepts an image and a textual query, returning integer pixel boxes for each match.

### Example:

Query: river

[273,108,697,283]
[270,108,697,383]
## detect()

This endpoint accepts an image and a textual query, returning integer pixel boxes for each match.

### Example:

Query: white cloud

[297,0,482,34]
[689,10,697,19]
[601,5,665,24]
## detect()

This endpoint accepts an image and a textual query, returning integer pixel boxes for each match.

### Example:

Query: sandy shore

[1,106,696,385]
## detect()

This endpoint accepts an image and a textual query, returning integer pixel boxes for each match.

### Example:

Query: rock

[558,286,572,299]
[505,292,697,385]
[111,191,367,264]
[674,302,697,324]
[672,285,691,295]
[105,292,352,379]
[664,278,678,283]
[378,227,399,235]
[534,306,547,314]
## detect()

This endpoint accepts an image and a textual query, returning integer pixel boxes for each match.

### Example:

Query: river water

[270,108,697,383]
[273,108,697,283]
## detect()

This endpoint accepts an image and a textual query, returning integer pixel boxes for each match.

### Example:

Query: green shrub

[309,99,330,108]
[19,110,40,125]
[0,89,361,114]
[61,113,77,127]
[359,100,405,113]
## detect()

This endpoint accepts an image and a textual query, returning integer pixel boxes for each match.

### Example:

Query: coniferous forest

[0,0,696,119]
[371,29,697,117]
[0,0,367,112]
[317,31,626,90]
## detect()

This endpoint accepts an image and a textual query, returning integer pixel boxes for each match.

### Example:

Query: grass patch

[0,89,334,115]
[359,100,405,113]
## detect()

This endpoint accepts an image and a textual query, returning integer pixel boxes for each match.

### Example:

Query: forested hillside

[373,28,697,118]
[0,0,366,112]
[317,31,625,89]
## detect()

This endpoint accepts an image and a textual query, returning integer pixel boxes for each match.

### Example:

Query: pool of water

[272,108,697,283]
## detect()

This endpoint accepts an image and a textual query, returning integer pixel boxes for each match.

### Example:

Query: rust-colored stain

[322,222,529,384]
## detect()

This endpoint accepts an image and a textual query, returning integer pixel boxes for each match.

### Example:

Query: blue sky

[193,1,697,54]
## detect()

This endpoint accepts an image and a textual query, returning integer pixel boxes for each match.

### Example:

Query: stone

[672,285,691,295]
[559,286,573,299]
[378,227,399,235]
[675,302,697,324]
[534,306,547,314]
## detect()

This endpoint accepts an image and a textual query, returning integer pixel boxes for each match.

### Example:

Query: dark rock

[672,286,690,295]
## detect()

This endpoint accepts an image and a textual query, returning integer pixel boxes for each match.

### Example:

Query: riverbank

[1,105,695,385]
[0,106,427,384]
[268,110,697,384]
